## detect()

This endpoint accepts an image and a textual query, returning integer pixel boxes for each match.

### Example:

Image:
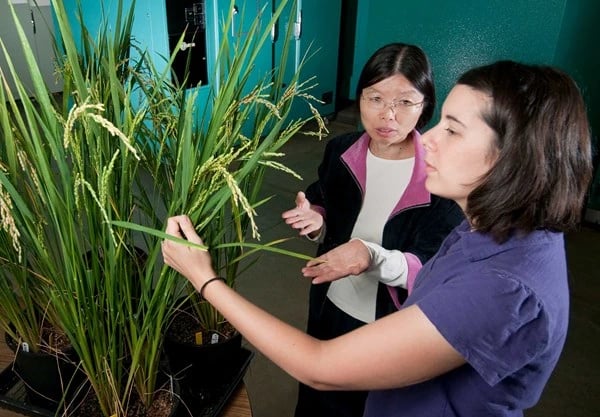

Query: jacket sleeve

[304,136,338,217]
[305,132,362,218]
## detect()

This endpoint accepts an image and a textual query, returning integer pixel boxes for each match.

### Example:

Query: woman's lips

[375,127,397,137]
[424,161,436,174]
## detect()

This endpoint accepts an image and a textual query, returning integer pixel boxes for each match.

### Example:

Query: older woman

[280,42,463,417]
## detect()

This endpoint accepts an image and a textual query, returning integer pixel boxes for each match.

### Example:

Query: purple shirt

[364,221,569,417]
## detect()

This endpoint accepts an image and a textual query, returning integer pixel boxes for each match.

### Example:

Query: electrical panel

[165,0,208,88]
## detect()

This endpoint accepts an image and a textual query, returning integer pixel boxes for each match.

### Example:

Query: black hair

[356,43,435,130]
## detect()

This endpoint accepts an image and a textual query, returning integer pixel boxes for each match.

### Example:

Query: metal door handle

[294,9,302,40]
[231,5,239,37]
[271,13,278,43]
[181,42,196,51]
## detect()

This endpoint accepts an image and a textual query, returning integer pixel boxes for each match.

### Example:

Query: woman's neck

[369,134,415,160]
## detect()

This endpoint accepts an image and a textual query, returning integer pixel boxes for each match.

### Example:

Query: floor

[234,112,600,417]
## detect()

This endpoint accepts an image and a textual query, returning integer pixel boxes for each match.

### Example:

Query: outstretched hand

[161,215,217,292]
[281,191,324,237]
[302,239,371,284]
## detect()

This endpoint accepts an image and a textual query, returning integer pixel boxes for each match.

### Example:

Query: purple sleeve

[416,273,550,386]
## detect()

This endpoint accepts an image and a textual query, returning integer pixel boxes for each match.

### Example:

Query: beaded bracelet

[199,276,226,299]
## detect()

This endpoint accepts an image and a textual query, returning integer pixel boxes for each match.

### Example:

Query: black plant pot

[164,330,243,414]
[164,325,243,387]
[5,332,87,411]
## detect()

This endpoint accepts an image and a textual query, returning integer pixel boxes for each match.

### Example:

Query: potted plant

[1,0,182,414]
[118,0,325,397]
[0,216,82,410]
[1,0,322,415]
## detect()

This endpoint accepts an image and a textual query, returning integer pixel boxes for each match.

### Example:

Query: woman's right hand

[281,191,324,237]
[162,215,217,292]
[301,239,371,284]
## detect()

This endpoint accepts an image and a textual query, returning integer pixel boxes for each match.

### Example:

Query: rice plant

[0,0,324,415]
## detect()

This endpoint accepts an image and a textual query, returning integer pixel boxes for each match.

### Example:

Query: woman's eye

[445,128,456,135]
[369,97,383,104]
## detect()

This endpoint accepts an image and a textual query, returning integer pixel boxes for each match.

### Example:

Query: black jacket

[305,131,464,317]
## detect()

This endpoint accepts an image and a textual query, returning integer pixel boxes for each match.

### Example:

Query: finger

[282,209,301,221]
[165,217,184,237]
[303,267,329,284]
[298,228,312,236]
[161,241,173,265]
[298,224,319,237]
[301,266,318,278]
[284,215,311,229]
[305,257,326,268]
[311,276,328,285]
[290,219,312,230]
[298,223,319,236]
[283,216,302,228]
[310,268,339,284]
[178,218,203,245]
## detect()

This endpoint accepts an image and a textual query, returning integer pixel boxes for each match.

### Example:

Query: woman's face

[422,84,498,211]
[359,74,424,152]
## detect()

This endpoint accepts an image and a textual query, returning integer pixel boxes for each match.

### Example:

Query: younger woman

[162,60,593,417]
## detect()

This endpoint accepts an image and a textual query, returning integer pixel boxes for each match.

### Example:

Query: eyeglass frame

[360,94,425,113]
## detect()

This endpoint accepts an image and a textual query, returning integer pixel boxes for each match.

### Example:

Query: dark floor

[235,114,600,417]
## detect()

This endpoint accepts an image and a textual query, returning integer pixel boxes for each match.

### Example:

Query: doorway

[335,0,358,112]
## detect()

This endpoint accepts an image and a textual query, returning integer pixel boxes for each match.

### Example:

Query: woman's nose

[421,127,436,151]
[380,106,396,119]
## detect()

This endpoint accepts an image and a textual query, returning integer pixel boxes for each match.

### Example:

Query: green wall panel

[349,0,599,211]
[351,0,565,123]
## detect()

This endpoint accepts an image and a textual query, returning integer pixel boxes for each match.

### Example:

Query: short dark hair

[459,60,593,242]
[356,43,435,131]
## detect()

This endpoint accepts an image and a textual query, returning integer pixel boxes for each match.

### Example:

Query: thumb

[295,191,310,209]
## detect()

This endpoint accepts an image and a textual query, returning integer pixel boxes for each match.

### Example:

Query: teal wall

[349,0,599,210]
[60,0,171,68]
[275,0,342,118]
[59,0,339,120]
[57,0,600,209]
[351,0,565,115]
[59,0,211,111]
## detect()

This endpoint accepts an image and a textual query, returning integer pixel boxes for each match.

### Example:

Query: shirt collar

[455,220,563,262]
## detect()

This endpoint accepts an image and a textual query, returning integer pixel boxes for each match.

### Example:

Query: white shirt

[327,149,414,323]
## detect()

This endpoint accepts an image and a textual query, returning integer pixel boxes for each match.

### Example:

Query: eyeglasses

[361,95,425,113]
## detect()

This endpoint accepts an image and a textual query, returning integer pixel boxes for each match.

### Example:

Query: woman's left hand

[161,215,217,291]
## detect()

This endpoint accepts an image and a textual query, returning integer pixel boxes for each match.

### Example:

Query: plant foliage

[0,0,323,415]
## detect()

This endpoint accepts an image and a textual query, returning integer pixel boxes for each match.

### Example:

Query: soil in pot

[71,371,180,417]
